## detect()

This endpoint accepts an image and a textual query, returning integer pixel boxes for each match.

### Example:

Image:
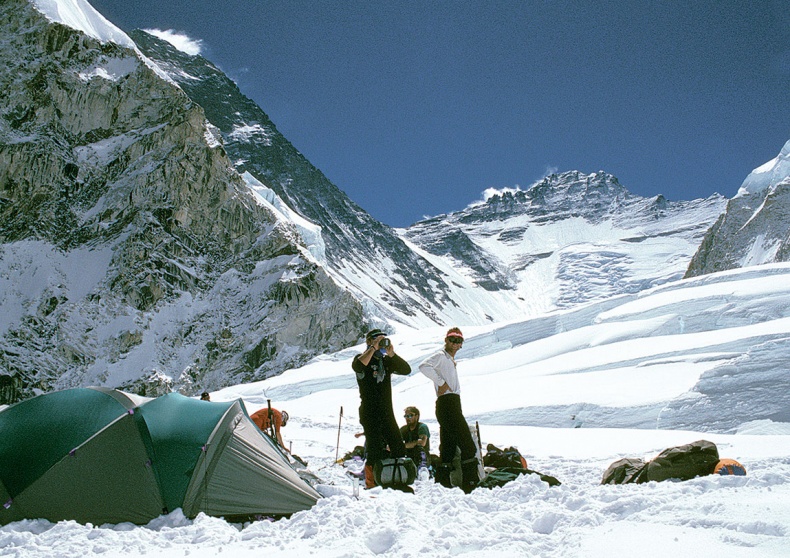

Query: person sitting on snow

[400,406,430,469]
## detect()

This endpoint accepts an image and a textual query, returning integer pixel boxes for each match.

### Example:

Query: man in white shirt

[418,327,479,493]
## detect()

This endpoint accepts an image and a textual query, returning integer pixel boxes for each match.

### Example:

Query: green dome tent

[0,387,321,525]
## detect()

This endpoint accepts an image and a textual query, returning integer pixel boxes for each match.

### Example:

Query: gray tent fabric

[0,388,321,525]
[183,401,320,517]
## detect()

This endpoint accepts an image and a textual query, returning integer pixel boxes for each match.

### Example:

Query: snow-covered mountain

[2,0,780,405]
[129,30,729,323]
[0,0,365,401]
[404,171,726,315]
[2,2,790,554]
[127,29,469,329]
[686,139,790,277]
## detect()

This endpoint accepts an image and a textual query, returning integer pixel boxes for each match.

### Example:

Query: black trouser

[435,393,477,465]
[360,408,406,464]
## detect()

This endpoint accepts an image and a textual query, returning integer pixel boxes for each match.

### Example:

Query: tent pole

[267,399,274,439]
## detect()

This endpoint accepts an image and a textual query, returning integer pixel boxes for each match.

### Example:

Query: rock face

[686,140,790,278]
[0,0,364,402]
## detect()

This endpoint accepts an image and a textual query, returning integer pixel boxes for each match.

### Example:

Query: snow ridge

[31,0,136,48]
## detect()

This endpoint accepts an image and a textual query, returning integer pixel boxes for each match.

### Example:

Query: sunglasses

[404,414,415,418]
[447,337,463,344]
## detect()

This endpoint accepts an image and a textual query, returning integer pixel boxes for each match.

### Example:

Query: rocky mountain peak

[686,139,790,277]
[1,0,755,406]
[462,170,629,226]
[526,170,627,203]
[737,139,790,198]
[405,171,725,312]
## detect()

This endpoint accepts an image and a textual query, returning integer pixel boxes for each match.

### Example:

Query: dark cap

[365,328,386,340]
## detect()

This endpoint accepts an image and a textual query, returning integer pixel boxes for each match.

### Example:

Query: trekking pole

[335,406,343,463]
[475,421,482,452]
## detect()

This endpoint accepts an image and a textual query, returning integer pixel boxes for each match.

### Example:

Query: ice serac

[0,0,364,402]
[685,139,790,278]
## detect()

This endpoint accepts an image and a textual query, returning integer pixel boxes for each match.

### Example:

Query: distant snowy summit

[404,171,726,310]
[476,170,633,222]
[686,139,790,277]
[738,139,790,198]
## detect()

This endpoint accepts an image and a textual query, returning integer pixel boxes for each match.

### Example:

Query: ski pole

[335,406,343,463]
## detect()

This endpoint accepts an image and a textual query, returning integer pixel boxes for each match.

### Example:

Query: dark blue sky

[89,0,789,227]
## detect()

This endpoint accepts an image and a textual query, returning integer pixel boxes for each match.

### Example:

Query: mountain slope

[0,0,364,402]
[129,31,728,329]
[128,30,462,328]
[686,139,790,277]
[404,171,726,315]
[224,263,790,435]
[0,0,736,403]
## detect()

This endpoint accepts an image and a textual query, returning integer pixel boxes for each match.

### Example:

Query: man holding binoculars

[352,328,411,476]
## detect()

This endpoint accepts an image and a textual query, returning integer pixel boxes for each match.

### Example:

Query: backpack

[483,444,528,469]
[645,440,719,482]
[601,457,648,485]
[477,467,561,489]
[373,457,417,488]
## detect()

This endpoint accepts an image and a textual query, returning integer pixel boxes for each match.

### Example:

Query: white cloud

[143,28,203,56]
[481,185,522,202]
[543,165,559,177]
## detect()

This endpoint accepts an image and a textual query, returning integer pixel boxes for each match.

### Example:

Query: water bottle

[347,456,364,498]
[418,451,429,481]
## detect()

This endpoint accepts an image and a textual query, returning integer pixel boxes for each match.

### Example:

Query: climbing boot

[434,464,453,488]
[461,458,481,494]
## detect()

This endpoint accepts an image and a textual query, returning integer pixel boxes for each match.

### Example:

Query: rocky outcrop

[0,0,364,403]
[686,140,790,278]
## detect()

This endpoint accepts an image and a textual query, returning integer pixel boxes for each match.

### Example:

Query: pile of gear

[601,439,746,484]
